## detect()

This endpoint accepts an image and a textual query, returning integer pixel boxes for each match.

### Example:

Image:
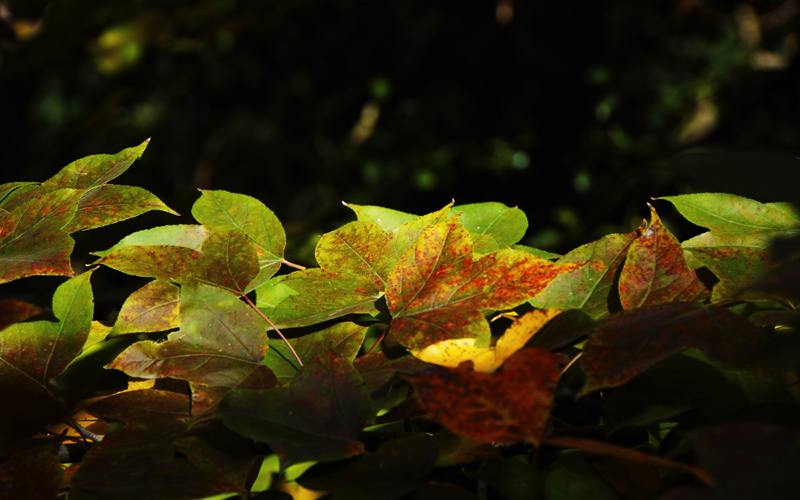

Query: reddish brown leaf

[0,299,46,331]
[581,302,766,394]
[619,205,709,309]
[388,218,577,349]
[405,348,562,444]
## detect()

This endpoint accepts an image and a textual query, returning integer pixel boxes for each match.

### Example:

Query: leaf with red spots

[196,228,260,294]
[192,190,286,292]
[0,271,94,446]
[581,302,766,394]
[94,244,202,283]
[108,283,275,413]
[618,205,709,309]
[530,224,643,319]
[110,280,180,335]
[41,139,151,192]
[217,349,372,466]
[387,217,578,350]
[0,188,79,282]
[405,348,562,444]
[63,184,178,233]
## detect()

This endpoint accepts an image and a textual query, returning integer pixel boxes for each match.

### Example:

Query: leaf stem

[282,259,306,270]
[560,351,582,378]
[240,293,303,367]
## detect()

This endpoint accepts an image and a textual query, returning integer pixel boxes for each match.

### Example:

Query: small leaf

[192,190,286,289]
[618,205,709,309]
[218,349,372,466]
[406,348,562,444]
[530,225,643,319]
[342,202,418,232]
[110,280,180,335]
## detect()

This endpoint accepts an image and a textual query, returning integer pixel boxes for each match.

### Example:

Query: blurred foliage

[1,0,799,263]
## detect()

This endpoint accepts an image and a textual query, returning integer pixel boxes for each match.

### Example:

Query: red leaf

[406,348,562,444]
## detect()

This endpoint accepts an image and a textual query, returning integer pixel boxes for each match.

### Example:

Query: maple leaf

[580,302,766,394]
[405,348,562,444]
[530,223,644,319]
[386,217,578,350]
[412,308,562,371]
[618,204,709,309]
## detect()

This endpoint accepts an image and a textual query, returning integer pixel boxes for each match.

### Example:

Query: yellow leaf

[412,309,561,372]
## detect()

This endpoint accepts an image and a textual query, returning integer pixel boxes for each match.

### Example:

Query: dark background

[2,0,799,267]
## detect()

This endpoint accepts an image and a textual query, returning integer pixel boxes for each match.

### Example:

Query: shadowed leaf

[0,299,47,331]
[406,348,561,444]
[0,444,63,499]
[619,205,709,309]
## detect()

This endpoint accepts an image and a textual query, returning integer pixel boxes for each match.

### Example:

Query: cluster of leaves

[2,143,800,500]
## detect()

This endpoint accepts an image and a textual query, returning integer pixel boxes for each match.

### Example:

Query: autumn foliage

[2,142,800,499]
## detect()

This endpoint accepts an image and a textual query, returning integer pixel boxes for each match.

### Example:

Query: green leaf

[218,349,372,466]
[41,139,150,190]
[658,193,800,240]
[618,205,709,309]
[314,221,393,289]
[197,229,260,294]
[388,218,577,350]
[297,434,439,500]
[266,322,367,384]
[110,280,180,335]
[64,184,178,233]
[0,182,37,207]
[581,302,766,394]
[342,202,418,232]
[192,190,286,290]
[92,224,209,258]
[530,225,642,319]
[454,202,528,248]
[0,188,79,282]
[95,245,202,283]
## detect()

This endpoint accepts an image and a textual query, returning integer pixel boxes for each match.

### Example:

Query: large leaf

[387,217,577,350]
[218,349,372,466]
[108,283,274,412]
[530,225,643,319]
[407,348,562,444]
[0,188,79,282]
[192,190,286,291]
[0,271,94,445]
[581,302,767,394]
[110,280,180,335]
[618,204,709,309]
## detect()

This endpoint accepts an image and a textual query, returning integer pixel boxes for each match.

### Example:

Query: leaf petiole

[240,293,304,367]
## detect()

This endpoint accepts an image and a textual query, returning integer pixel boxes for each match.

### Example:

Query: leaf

[618,204,709,309]
[63,184,178,233]
[94,245,202,283]
[0,188,79,282]
[40,139,150,190]
[91,224,209,257]
[0,299,47,331]
[454,202,528,248]
[387,217,578,350]
[530,225,643,319]
[658,193,800,240]
[218,349,372,466]
[108,283,274,412]
[526,309,599,352]
[314,220,393,289]
[343,202,418,232]
[266,322,367,384]
[110,280,180,335]
[196,228,260,294]
[0,271,94,444]
[297,434,439,500]
[581,302,766,394]
[0,182,37,207]
[192,190,286,291]
[411,309,562,371]
[0,444,63,499]
[405,348,562,444]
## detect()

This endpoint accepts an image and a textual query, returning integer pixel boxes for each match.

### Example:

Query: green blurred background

[2,0,799,265]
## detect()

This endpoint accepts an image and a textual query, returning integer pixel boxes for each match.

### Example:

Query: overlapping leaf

[387,217,578,350]
[110,280,180,335]
[530,224,643,319]
[0,271,94,445]
[192,189,286,292]
[618,205,709,309]
[92,224,209,257]
[406,348,562,444]
[217,349,372,466]
[455,202,528,253]
[581,302,766,394]
[63,184,178,233]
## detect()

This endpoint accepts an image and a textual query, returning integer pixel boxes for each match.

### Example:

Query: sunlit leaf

[342,202,418,232]
[192,190,286,291]
[111,280,180,336]
[455,202,528,248]
[530,225,643,319]
[581,302,766,394]
[412,309,561,371]
[91,224,209,257]
[218,349,372,466]
[95,245,202,283]
[406,348,562,444]
[41,139,150,191]
[388,218,577,350]
[64,184,178,232]
[0,188,79,282]
[197,228,259,294]
[618,205,709,309]
[314,220,393,289]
